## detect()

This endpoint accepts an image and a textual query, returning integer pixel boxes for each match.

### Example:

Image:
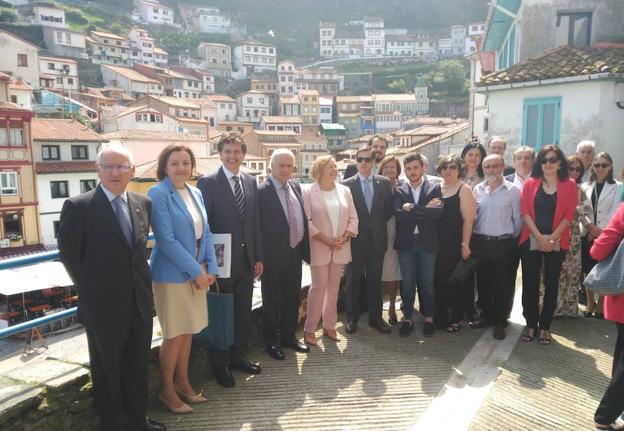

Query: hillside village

[0,0,623,258]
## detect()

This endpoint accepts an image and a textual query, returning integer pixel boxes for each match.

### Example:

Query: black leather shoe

[423,321,435,337]
[398,321,413,337]
[266,344,285,360]
[135,418,166,431]
[232,358,262,375]
[370,319,392,334]
[282,339,310,353]
[345,321,358,334]
[493,326,506,340]
[213,364,235,388]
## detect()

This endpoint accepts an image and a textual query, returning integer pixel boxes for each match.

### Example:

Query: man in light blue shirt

[471,154,522,340]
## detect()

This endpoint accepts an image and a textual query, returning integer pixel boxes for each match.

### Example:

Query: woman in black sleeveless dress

[434,154,477,331]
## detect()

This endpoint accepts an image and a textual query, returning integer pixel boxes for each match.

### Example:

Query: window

[80,179,96,193]
[56,31,63,43]
[56,77,63,84]
[556,11,592,47]
[522,97,562,148]
[50,181,69,198]
[10,95,17,103]
[71,145,88,160]
[0,172,18,195]
[3,213,21,238]
[67,78,74,85]
[47,62,55,70]
[17,54,28,67]
[42,145,60,160]
[497,23,517,70]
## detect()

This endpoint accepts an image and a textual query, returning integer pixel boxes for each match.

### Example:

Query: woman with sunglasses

[581,152,624,318]
[519,145,577,345]
[546,156,592,317]
[433,154,476,333]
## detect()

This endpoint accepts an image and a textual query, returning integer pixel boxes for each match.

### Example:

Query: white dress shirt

[222,165,244,197]
[100,184,132,228]
[473,179,522,237]
[409,179,423,234]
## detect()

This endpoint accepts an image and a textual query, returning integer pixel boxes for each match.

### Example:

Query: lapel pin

[135,208,140,213]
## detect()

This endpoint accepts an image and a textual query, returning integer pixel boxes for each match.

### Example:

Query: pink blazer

[302,182,358,266]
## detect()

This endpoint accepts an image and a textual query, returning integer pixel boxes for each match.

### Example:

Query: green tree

[387,78,408,93]
[438,60,466,96]
[0,8,17,23]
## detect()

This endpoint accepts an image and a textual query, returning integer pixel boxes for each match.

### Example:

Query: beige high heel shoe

[323,329,340,342]
[304,331,318,346]
[175,387,208,404]
[158,391,194,414]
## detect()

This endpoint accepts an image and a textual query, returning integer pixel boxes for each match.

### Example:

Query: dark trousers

[595,322,624,425]
[85,304,152,431]
[508,242,521,317]
[520,242,565,330]
[346,229,384,324]
[212,252,254,366]
[260,244,303,346]
[474,236,517,326]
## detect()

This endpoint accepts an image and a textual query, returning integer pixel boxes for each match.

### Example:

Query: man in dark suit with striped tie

[197,133,264,387]
[258,149,311,360]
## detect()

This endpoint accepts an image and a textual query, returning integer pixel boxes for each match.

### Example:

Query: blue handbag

[193,280,235,350]
[584,240,624,296]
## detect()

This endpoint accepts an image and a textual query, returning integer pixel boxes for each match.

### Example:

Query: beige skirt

[153,281,208,339]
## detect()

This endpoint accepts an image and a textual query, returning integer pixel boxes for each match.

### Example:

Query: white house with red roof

[31,119,108,245]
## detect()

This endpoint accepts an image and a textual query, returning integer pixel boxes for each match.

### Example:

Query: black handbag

[448,255,479,284]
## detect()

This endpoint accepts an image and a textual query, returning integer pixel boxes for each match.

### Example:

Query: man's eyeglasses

[593,163,612,169]
[482,164,502,169]
[356,157,373,163]
[440,165,459,170]
[98,164,132,173]
[541,157,559,165]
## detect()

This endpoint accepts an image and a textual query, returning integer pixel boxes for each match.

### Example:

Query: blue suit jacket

[149,176,218,283]
[394,179,443,252]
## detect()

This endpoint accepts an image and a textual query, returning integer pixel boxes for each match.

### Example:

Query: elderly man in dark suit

[394,151,443,337]
[197,133,263,388]
[258,149,311,360]
[58,146,165,431]
[342,145,394,334]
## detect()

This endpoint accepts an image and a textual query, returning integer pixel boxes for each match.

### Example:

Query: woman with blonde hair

[302,155,358,346]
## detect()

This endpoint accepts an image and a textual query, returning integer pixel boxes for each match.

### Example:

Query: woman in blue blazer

[149,144,218,414]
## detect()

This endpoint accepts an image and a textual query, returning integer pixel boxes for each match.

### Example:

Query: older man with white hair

[577,140,596,182]
[58,146,165,431]
[257,149,311,360]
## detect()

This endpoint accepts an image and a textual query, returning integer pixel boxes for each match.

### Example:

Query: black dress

[434,184,475,326]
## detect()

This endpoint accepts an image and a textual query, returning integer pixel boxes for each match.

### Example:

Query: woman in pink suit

[302,155,358,346]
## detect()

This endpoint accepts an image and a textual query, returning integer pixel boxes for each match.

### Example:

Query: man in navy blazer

[394,151,443,337]
[343,135,389,180]
[342,145,394,334]
[58,146,165,431]
[197,133,263,387]
[258,149,311,360]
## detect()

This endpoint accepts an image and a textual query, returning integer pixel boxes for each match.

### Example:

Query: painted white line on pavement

[410,287,525,431]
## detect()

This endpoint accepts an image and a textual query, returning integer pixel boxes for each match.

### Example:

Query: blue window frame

[522,97,562,148]
[497,24,516,70]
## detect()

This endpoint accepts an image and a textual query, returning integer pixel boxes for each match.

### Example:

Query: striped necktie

[112,196,133,247]
[232,176,245,218]
[283,184,299,248]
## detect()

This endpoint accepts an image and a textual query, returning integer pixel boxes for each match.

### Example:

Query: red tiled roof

[32,119,107,142]
[133,158,259,181]
[0,101,29,111]
[478,45,624,87]
[36,161,96,174]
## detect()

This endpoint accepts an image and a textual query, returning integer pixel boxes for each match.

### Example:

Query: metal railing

[0,234,155,339]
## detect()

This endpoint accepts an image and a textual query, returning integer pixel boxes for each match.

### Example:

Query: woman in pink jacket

[592,202,624,431]
[302,155,358,346]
